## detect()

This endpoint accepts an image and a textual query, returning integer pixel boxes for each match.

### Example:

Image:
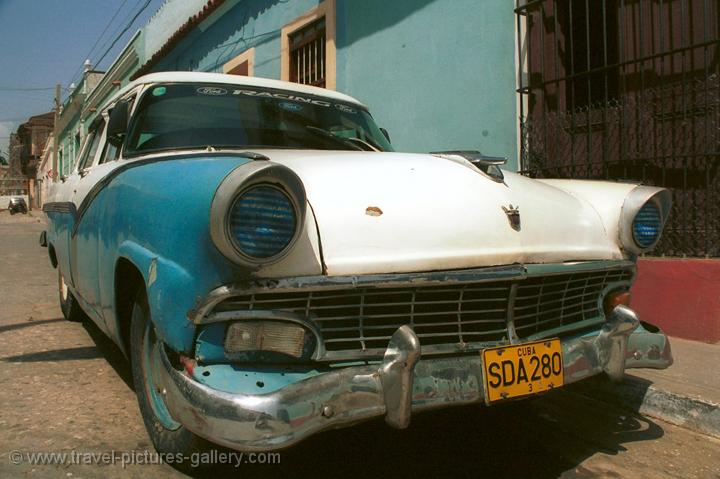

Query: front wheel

[130,288,207,459]
[58,271,86,322]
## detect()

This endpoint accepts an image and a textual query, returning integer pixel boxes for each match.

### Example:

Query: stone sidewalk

[574,336,720,439]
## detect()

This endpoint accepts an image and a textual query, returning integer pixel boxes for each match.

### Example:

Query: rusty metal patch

[366,206,383,217]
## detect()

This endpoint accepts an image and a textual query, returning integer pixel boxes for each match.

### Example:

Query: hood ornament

[502,204,521,231]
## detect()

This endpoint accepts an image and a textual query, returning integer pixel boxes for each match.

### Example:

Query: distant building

[1,112,54,209]
[35,133,55,208]
[8,132,22,177]
[16,112,54,176]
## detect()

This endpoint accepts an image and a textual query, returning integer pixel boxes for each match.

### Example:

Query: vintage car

[8,196,28,215]
[41,72,673,454]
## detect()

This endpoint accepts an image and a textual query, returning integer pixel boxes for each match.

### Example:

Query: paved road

[1,211,718,479]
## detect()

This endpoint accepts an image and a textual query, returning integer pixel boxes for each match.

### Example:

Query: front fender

[115,241,198,353]
[90,154,322,355]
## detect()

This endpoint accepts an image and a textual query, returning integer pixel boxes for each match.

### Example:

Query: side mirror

[379,127,391,143]
[106,100,131,147]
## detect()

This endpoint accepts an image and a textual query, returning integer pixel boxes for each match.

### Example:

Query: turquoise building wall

[149,0,519,167]
[336,0,517,165]
[150,0,320,77]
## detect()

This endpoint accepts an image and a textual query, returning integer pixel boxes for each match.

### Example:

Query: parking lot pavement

[1,211,718,479]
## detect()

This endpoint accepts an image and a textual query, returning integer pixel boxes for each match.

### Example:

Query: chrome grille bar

[208,265,634,360]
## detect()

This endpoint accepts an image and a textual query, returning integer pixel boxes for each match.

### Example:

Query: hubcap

[142,323,181,430]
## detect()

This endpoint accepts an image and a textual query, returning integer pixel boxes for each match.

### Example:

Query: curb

[570,375,720,439]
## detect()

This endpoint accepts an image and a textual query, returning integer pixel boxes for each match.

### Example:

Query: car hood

[263,150,623,276]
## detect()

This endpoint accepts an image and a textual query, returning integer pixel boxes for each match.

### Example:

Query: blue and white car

[42,72,673,454]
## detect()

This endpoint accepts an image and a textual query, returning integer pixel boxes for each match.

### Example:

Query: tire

[130,288,208,461]
[58,270,87,322]
[9,209,15,215]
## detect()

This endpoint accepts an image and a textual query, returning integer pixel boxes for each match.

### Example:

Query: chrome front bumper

[155,305,672,451]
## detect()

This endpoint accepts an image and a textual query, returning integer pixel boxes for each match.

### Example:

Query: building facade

[56,69,105,178]
[54,0,519,175]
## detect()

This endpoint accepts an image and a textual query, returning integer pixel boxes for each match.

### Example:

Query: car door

[51,118,103,294]
[62,115,108,321]
[70,93,136,325]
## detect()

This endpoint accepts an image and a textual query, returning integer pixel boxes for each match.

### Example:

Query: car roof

[110,71,367,108]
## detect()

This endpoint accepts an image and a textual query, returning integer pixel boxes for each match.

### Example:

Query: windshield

[125,83,393,155]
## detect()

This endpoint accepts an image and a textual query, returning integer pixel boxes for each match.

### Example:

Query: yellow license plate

[482,339,564,403]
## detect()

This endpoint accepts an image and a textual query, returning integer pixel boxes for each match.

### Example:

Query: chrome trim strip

[191,264,529,323]
[69,152,264,238]
[506,283,519,343]
[524,260,635,277]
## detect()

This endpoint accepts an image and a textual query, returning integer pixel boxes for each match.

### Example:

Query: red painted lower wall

[631,258,720,343]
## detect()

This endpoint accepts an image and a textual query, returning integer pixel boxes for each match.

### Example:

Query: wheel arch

[114,257,146,358]
[48,243,58,268]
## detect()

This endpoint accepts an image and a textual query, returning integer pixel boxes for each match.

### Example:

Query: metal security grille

[289,17,326,87]
[515,0,720,257]
[214,268,633,359]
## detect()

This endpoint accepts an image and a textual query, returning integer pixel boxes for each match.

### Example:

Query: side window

[99,142,119,164]
[78,119,105,170]
[98,95,135,164]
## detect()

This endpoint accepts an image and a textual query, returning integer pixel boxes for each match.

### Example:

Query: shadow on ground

[185,390,665,479]
[81,318,134,390]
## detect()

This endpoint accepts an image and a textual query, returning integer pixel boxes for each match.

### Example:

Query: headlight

[620,186,672,254]
[229,184,297,259]
[210,162,306,268]
[632,202,662,248]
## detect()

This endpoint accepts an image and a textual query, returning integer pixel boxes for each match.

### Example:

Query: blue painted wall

[151,0,321,77]
[336,0,518,166]
[149,0,518,168]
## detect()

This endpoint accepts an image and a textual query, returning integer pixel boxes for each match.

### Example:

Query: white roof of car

[118,71,366,107]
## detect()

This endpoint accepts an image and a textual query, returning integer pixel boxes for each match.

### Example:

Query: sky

[0,0,167,158]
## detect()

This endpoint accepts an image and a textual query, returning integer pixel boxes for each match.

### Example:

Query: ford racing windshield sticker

[232,89,333,107]
[334,103,356,114]
[279,101,304,112]
[197,86,229,96]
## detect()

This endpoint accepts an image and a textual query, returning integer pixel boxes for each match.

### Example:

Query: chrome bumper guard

[155,305,672,451]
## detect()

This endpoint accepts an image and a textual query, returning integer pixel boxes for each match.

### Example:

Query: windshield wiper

[304,126,370,151]
[345,137,381,152]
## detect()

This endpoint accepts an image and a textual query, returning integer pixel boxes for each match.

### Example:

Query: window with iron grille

[289,17,326,87]
[516,0,720,258]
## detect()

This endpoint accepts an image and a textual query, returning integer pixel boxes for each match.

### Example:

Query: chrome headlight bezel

[210,161,307,269]
[619,186,672,254]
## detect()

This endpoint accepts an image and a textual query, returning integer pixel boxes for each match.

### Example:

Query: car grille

[213,268,633,359]
[512,269,632,336]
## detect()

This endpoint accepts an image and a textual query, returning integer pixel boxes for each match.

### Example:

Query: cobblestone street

[1,211,718,479]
